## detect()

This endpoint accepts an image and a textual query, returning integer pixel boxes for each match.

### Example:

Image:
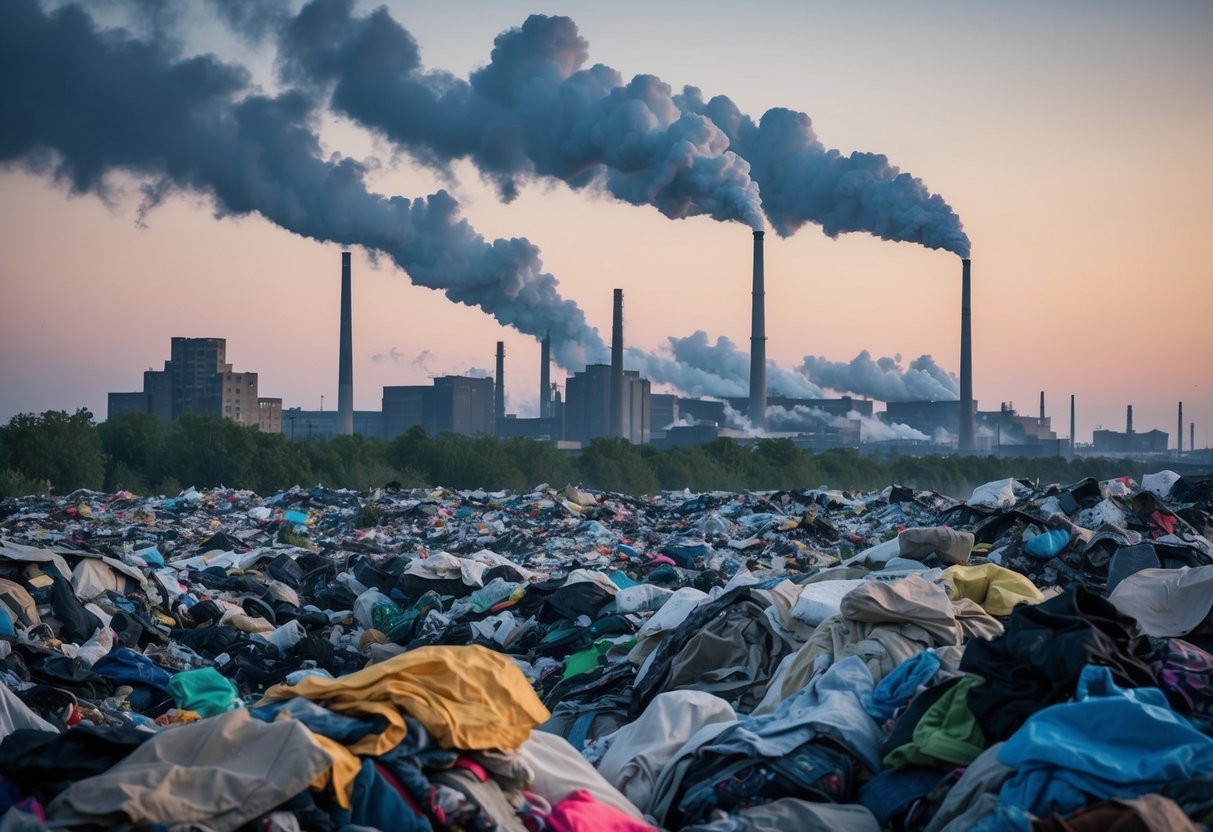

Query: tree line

[0,409,1193,501]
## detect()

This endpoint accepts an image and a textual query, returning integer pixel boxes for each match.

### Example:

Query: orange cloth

[258,644,548,754]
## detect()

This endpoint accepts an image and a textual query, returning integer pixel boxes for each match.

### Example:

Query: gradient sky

[2,0,1211,446]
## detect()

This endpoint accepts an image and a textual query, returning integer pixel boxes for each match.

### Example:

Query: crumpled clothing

[943,563,1045,617]
[258,644,549,754]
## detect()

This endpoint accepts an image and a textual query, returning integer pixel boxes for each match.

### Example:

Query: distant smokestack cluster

[611,289,625,438]
[338,251,353,436]
[749,230,767,431]
[959,258,974,450]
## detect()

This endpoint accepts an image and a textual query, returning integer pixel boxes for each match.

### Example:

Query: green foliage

[0,409,1205,499]
[355,501,380,529]
[0,409,104,493]
[278,527,310,547]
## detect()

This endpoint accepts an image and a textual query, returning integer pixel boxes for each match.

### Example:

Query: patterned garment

[1158,638,1213,717]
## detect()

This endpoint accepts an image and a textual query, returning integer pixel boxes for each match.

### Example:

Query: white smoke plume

[800,351,958,402]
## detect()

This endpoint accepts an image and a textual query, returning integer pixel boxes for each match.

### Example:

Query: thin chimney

[337,251,354,436]
[749,230,768,431]
[1192,422,1196,453]
[1178,402,1184,453]
[1126,404,1134,435]
[959,258,974,450]
[495,341,505,433]
[1039,391,1045,422]
[1070,394,1076,454]
[539,332,551,420]
[610,289,625,439]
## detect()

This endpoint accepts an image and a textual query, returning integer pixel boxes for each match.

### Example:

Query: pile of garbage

[0,469,1211,831]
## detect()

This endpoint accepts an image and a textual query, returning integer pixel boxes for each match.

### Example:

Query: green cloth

[562,640,615,681]
[883,673,986,769]
[167,667,242,717]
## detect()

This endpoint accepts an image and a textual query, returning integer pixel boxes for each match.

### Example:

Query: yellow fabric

[943,563,1045,616]
[301,727,359,809]
[257,645,549,754]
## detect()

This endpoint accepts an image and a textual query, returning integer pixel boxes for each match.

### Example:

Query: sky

[1,0,1211,446]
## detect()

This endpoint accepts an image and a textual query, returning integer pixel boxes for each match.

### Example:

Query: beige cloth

[781,575,1003,695]
[0,578,39,626]
[1108,565,1213,637]
[47,709,330,832]
[596,689,736,815]
[899,527,975,565]
[519,730,646,821]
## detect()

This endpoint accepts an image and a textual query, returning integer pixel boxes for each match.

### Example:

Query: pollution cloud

[0,0,607,371]
[800,351,959,402]
[265,2,968,255]
[625,331,825,400]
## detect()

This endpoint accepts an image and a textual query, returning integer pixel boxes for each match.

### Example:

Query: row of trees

[0,409,1178,501]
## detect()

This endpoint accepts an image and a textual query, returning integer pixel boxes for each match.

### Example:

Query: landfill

[0,469,1211,831]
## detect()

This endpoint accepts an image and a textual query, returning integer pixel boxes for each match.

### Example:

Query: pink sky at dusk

[1,0,1210,446]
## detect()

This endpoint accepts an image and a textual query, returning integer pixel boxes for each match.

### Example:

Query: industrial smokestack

[749,230,767,431]
[958,258,974,451]
[1070,394,1076,454]
[1192,422,1196,453]
[1039,391,1045,422]
[1178,402,1184,453]
[540,332,551,420]
[338,251,354,436]
[1126,404,1133,435]
[495,341,505,431]
[610,289,625,438]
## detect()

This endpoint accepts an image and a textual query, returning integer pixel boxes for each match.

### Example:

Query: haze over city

[2,0,1210,447]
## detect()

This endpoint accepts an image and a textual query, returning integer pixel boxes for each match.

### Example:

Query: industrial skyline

[2,1,1211,446]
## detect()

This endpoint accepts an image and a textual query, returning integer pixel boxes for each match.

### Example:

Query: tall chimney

[1192,422,1196,453]
[539,332,551,420]
[958,258,974,451]
[1126,404,1133,435]
[1070,394,1076,454]
[1039,391,1045,421]
[749,230,768,431]
[610,289,625,439]
[495,341,505,432]
[337,251,354,436]
[1178,402,1184,453]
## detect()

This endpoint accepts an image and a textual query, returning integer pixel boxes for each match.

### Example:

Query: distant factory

[106,246,1196,460]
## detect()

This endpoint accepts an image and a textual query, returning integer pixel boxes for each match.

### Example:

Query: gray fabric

[596,689,735,814]
[923,742,1013,832]
[899,527,975,566]
[0,683,58,740]
[1108,565,1213,637]
[682,799,881,832]
[649,657,881,826]
[46,708,330,832]
[519,729,646,820]
[430,768,529,832]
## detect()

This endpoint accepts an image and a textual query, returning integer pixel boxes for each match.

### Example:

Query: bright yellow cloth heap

[943,563,1045,617]
[258,644,549,756]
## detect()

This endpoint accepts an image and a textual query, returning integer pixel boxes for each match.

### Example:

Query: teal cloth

[166,667,242,717]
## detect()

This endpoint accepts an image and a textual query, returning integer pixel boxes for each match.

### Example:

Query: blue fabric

[971,805,1034,832]
[0,610,12,640]
[609,569,639,588]
[90,648,172,690]
[1024,529,1069,559]
[567,707,602,749]
[248,697,385,745]
[858,767,944,824]
[684,655,882,771]
[998,664,1213,816]
[345,759,428,832]
[863,650,942,722]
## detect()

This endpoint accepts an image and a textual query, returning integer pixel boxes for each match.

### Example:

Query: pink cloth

[547,789,657,832]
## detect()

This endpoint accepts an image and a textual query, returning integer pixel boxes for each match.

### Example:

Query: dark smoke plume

[0,0,607,369]
[270,2,967,253]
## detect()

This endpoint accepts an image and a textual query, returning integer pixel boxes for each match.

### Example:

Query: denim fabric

[249,697,384,745]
